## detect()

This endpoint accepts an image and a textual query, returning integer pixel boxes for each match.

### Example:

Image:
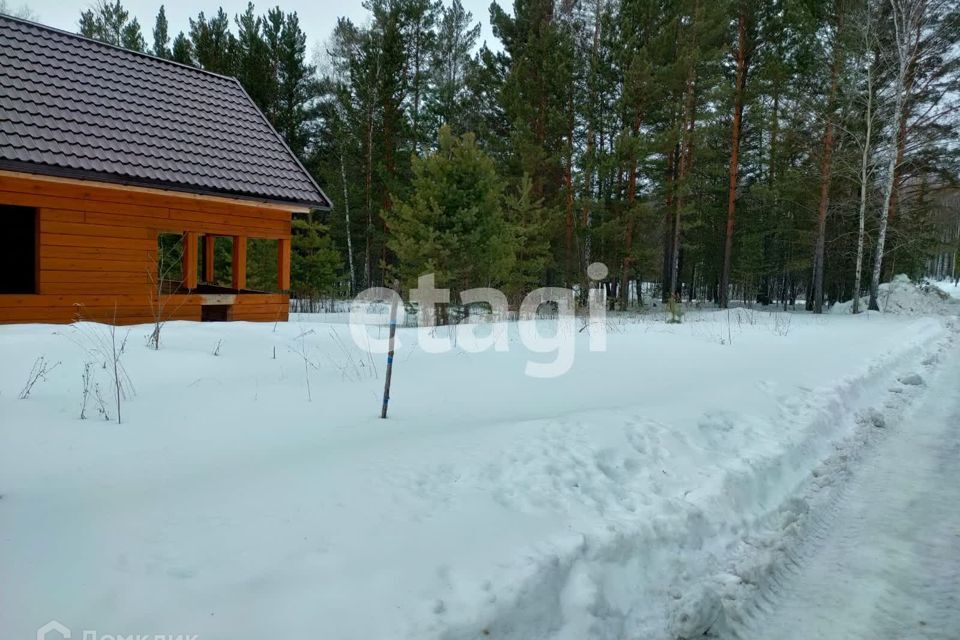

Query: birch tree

[869,0,926,310]
[852,1,880,314]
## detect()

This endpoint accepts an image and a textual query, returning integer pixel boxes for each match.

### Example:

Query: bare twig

[80,361,93,419]
[18,356,61,400]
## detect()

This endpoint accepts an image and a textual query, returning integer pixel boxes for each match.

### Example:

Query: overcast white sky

[26,0,501,60]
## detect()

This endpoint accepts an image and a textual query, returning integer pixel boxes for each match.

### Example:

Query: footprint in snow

[898,372,925,386]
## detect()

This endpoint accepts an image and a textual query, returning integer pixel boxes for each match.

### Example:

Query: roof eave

[0,161,329,211]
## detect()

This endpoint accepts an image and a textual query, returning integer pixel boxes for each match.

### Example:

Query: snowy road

[737,341,960,640]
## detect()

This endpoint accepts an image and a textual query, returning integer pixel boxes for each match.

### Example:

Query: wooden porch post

[277,237,291,291]
[232,235,247,290]
[183,231,198,290]
[202,234,215,283]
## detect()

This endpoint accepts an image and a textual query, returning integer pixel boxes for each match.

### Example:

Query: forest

[61,0,960,311]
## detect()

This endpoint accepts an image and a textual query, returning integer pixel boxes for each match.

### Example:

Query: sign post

[380,279,400,419]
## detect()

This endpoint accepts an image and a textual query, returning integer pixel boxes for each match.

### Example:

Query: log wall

[0,171,296,324]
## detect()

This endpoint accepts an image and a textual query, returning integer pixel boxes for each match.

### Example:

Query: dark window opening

[201,305,232,322]
[156,232,185,293]
[0,205,37,294]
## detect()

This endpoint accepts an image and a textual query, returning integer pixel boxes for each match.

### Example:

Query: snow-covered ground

[933,277,960,300]
[831,274,960,315]
[0,306,957,639]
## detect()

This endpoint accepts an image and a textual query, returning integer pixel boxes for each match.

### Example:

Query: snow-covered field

[0,304,957,639]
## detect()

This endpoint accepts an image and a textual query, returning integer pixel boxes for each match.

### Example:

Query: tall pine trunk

[564,89,575,287]
[364,101,374,288]
[671,65,697,300]
[662,145,678,303]
[621,106,643,311]
[720,9,748,309]
[669,0,701,301]
[339,145,356,295]
[580,0,604,300]
[812,4,843,314]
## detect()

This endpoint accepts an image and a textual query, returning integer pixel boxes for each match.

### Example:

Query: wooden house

[0,15,331,324]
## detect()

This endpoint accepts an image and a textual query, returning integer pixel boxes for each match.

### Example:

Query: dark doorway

[0,205,37,293]
[201,305,232,322]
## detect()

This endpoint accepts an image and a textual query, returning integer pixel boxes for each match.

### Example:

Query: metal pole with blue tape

[381,279,400,419]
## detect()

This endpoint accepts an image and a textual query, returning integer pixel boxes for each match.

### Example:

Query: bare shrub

[290,328,319,401]
[18,356,61,399]
[772,311,793,337]
[326,328,378,382]
[65,318,134,424]
[147,235,188,350]
[80,361,92,419]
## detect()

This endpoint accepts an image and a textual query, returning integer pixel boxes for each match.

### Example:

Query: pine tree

[491,0,575,285]
[316,19,367,294]
[327,17,384,289]
[719,3,756,308]
[503,174,551,303]
[660,0,727,301]
[386,127,512,298]
[79,0,145,51]
[234,3,275,116]
[291,218,342,299]
[151,5,171,58]
[189,8,236,75]
[400,0,440,155]
[266,9,317,156]
[614,0,664,307]
[429,0,481,135]
[463,44,510,156]
[171,32,193,64]
[811,0,845,314]
[121,18,146,51]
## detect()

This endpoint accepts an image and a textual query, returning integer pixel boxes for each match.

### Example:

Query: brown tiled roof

[0,15,331,209]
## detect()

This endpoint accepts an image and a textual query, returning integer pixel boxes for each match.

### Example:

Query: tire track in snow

[729,335,960,639]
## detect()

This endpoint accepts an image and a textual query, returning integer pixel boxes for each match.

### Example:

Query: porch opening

[247,238,279,292]
[0,205,37,294]
[201,235,233,287]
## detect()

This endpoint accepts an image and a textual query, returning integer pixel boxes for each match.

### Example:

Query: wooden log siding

[0,171,296,324]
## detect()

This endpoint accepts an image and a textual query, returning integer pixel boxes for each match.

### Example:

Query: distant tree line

[74,0,960,311]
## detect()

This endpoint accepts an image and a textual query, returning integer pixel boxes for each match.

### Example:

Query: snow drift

[831,274,960,315]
